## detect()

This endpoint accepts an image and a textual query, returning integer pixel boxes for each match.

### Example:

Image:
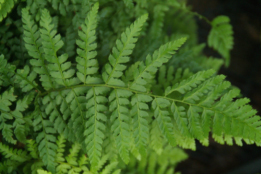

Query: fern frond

[0,87,34,144]
[16,65,38,92]
[85,86,109,170]
[123,0,134,8]
[42,92,74,142]
[109,89,132,164]
[130,94,152,158]
[152,98,176,146]
[26,139,39,159]
[0,142,30,162]
[33,99,57,172]
[100,162,119,174]
[40,9,76,87]
[0,54,16,87]
[165,69,215,96]
[47,0,70,16]
[0,0,16,22]
[0,159,21,173]
[102,14,148,86]
[22,8,55,90]
[64,25,77,58]
[208,15,233,66]
[150,119,164,154]
[76,2,101,84]
[129,38,187,92]
[149,5,168,40]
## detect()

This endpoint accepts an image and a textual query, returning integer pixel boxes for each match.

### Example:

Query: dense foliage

[0,0,259,174]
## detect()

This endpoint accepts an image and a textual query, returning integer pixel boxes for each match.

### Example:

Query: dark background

[176,0,261,173]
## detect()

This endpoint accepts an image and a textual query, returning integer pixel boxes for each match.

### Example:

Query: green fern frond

[85,86,109,170]
[76,2,101,84]
[47,0,70,16]
[130,94,152,158]
[129,37,187,92]
[109,89,133,164]
[150,118,164,154]
[149,5,168,40]
[123,0,134,8]
[33,99,57,172]
[0,87,34,144]
[64,26,77,58]
[165,69,215,96]
[40,8,76,87]
[0,54,16,87]
[0,0,16,22]
[22,8,55,90]
[208,15,233,66]
[16,65,38,92]
[102,14,148,86]
[26,139,39,159]
[61,88,87,142]
[152,98,176,146]
[0,142,31,163]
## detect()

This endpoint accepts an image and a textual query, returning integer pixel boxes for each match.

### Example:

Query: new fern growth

[0,0,258,173]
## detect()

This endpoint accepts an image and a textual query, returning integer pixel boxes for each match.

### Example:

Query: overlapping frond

[208,15,233,66]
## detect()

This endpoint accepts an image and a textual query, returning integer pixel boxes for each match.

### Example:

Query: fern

[0,1,260,174]
[208,15,234,66]
[0,0,16,22]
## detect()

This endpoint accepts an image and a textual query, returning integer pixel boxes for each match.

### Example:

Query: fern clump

[0,0,259,173]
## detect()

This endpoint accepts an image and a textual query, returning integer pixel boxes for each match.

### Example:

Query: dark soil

[176,0,261,173]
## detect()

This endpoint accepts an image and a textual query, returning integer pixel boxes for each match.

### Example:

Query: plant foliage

[0,0,258,174]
